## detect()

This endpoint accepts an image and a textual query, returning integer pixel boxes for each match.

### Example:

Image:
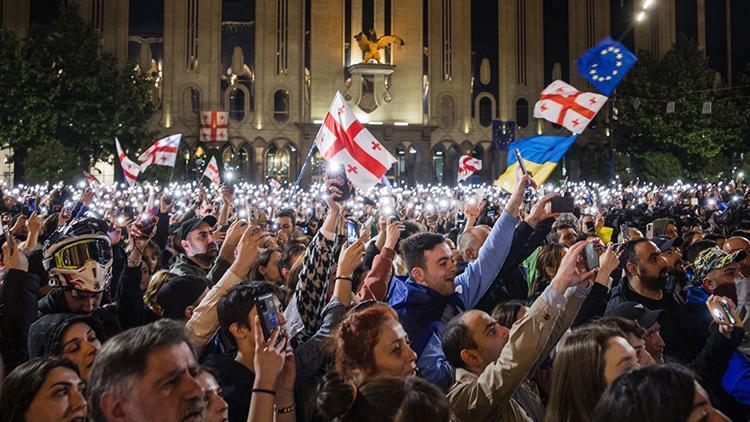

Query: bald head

[724,236,750,254]
[458,225,491,262]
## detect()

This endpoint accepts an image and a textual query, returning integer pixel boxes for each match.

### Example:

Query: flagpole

[286,144,318,203]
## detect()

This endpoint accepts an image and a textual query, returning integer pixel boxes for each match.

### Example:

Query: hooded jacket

[37,288,121,339]
[169,253,231,288]
[27,313,104,360]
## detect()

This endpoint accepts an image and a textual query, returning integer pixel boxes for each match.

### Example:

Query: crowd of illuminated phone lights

[0,172,745,227]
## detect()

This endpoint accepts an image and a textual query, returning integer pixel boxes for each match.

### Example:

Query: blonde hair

[143,270,177,315]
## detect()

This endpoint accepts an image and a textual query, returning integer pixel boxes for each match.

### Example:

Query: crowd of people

[0,171,748,421]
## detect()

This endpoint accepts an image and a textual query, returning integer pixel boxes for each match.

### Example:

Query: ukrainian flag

[495,135,578,192]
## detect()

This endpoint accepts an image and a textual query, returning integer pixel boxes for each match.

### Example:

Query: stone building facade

[3,0,724,185]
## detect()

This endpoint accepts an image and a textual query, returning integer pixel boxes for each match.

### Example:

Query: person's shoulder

[203,353,249,381]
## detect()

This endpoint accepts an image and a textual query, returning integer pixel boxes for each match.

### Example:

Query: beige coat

[447,283,589,422]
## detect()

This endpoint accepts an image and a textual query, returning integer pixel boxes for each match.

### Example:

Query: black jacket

[115,266,159,330]
[0,269,40,373]
[606,279,703,363]
[688,327,746,421]
[475,218,554,313]
[38,288,122,339]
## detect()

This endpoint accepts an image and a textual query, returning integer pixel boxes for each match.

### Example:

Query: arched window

[265,144,291,181]
[238,145,252,179]
[516,98,529,129]
[222,146,235,164]
[310,149,326,181]
[433,146,446,184]
[229,88,245,121]
[273,90,290,123]
[479,97,492,127]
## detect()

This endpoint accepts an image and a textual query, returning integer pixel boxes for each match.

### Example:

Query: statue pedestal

[346,63,396,112]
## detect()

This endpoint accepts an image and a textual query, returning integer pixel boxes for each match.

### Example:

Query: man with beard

[606,238,704,362]
[171,215,232,287]
[652,236,689,300]
[87,319,206,422]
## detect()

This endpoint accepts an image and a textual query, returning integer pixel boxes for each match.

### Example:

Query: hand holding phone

[255,293,286,344]
[346,219,359,246]
[584,242,600,271]
[706,295,742,328]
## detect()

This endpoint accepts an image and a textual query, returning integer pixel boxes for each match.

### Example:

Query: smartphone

[706,298,742,328]
[690,198,699,206]
[514,149,528,176]
[347,219,359,245]
[135,214,159,239]
[646,223,654,239]
[255,293,282,341]
[3,228,14,255]
[551,196,575,214]
[24,197,36,217]
[584,243,599,271]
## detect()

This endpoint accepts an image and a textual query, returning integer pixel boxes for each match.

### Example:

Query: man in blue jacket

[387,176,552,390]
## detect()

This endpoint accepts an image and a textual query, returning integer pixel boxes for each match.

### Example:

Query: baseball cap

[610,301,664,329]
[179,215,218,241]
[693,247,747,282]
[652,235,684,253]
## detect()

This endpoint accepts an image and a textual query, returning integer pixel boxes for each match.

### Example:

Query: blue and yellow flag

[494,135,578,192]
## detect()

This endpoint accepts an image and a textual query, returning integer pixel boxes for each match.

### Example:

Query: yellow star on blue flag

[577,37,637,96]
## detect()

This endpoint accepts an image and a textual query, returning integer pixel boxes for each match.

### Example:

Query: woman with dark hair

[529,243,566,301]
[335,303,417,383]
[249,247,283,284]
[27,313,103,381]
[316,373,451,422]
[0,356,86,422]
[594,363,729,422]
[545,324,639,422]
[491,300,528,329]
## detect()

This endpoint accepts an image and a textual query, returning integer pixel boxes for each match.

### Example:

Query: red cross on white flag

[138,133,181,172]
[457,155,482,182]
[200,111,229,142]
[533,80,607,134]
[313,92,397,190]
[115,137,141,187]
[203,156,221,185]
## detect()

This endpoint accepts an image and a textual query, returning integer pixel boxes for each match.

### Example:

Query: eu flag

[577,37,637,96]
[491,120,515,151]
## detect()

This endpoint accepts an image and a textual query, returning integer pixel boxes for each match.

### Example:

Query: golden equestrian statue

[354,29,405,63]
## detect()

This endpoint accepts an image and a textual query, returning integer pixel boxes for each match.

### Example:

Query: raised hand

[526,193,559,228]
[550,241,595,293]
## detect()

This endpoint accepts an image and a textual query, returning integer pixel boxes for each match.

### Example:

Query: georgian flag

[138,134,181,172]
[457,155,482,182]
[200,111,229,142]
[115,137,141,187]
[533,80,607,134]
[203,156,221,185]
[313,92,396,190]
